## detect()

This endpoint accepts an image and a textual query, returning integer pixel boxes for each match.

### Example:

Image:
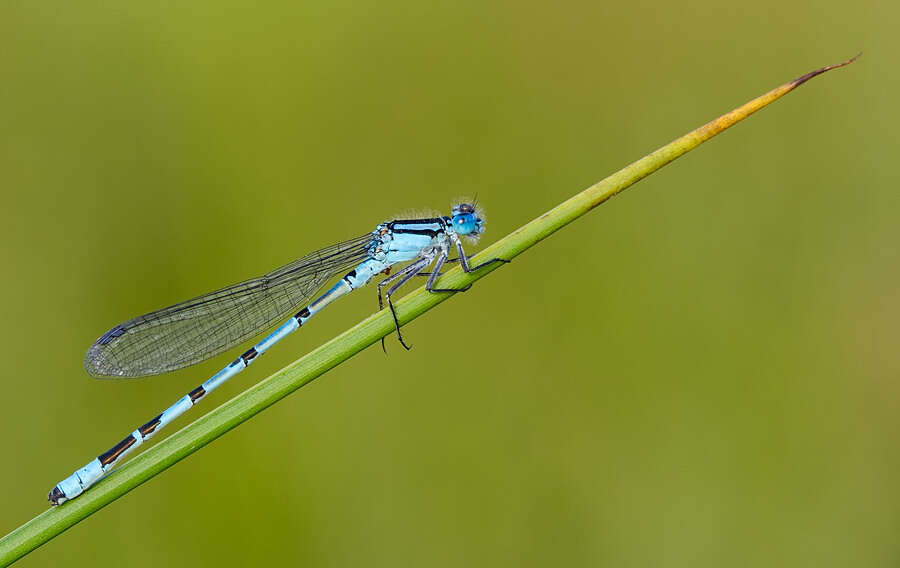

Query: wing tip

[84,344,118,378]
[84,327,135,378]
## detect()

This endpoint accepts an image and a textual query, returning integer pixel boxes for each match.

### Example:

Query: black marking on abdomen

[99,434,138,466]
[97,325,126,345]
[139,414,163,437]
[296,307,311,321]
[48,486,66,504]
[189,385,206,403]
[241,347,259,364]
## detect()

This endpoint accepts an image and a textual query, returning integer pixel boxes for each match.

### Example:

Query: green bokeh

[1,1,897,566]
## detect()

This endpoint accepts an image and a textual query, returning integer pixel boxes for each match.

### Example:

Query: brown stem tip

[791,52,862,88]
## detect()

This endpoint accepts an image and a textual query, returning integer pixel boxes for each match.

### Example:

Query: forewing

[85,234,373,377]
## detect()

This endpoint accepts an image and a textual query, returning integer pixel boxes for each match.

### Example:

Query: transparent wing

[84,234,374,378]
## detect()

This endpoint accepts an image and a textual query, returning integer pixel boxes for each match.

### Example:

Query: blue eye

[453,213,477,235]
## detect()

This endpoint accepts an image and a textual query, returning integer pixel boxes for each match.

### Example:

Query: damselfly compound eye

[453,212,477,235]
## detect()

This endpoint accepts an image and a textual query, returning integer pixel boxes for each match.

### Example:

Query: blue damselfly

[49,202,507,505]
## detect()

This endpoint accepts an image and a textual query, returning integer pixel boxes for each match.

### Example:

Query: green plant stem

[0,54,857,567]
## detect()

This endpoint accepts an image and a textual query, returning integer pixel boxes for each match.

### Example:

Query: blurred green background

[1,1,897,566]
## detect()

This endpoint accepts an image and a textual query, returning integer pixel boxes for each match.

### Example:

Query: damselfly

[49,202,507,505]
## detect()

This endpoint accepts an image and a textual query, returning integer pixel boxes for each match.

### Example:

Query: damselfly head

[450,202,484,239]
